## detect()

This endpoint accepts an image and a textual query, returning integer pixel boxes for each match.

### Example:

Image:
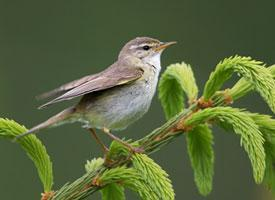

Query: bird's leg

[102,127,144,153]
[88,128,109,154]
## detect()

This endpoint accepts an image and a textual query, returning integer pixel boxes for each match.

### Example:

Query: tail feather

[14,106,77,141]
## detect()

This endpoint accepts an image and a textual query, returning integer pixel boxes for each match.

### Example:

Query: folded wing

[36,74,100,100]
[38,65,143,109]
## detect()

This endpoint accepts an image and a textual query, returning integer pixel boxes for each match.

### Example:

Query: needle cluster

[1,56,275,199]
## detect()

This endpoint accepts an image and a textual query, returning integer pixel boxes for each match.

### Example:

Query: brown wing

[38,64,143,109]
[36,74,102,100]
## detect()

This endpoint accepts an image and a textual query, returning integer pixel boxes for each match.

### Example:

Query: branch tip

[197,98,213,109]
[223,89,234,105]
[92,175,102,187]
[41,191,54,200]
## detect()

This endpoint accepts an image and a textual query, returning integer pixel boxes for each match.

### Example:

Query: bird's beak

[155,41,177,52]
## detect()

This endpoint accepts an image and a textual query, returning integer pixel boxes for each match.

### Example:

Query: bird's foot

[102,127,144,154]
[88,128,109,155]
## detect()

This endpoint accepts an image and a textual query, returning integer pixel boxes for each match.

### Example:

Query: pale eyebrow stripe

[129,43,153,49]
[129,44,139,49]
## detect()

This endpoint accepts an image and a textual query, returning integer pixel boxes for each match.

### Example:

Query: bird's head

[118,37,176,66]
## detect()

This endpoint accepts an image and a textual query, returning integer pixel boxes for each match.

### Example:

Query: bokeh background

[0,0,275,199]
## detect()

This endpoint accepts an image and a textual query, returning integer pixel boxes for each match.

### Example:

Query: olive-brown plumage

[15,37,176,150]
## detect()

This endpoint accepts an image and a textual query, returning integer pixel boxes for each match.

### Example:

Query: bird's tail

[14,106,77,141]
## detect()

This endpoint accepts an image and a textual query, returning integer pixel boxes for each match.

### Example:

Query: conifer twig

[50,61,275,199]
[49,94,230,199]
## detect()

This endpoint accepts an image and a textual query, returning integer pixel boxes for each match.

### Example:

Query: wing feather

[36,74,100,100]
[38,65,143,109]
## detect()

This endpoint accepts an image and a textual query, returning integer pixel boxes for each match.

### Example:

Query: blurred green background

[0,0,275,199]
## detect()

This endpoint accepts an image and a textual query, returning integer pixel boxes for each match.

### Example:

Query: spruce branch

[203,56,275,112]
[186,124,214,196]
[131,154,175,200]
[184,107,265,183]
[2,57,275,199]
[49,80,274,199]
[45,59,275,199]
[245,113,275,192]
[101,184,125,200]
[158,62,198,119]
[0,118,53,192]
[228,64,275,102]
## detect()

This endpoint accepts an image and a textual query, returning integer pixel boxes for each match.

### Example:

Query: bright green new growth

[248,114,275,192]
[0,118,53,192]
[229,64,275,101]
[85,157,104,172]
[158,62,198,119]
[131,154,175,200]
[203,56,275,113]
[84,147,175,200]
[52,158,104,200]
[186,124,214,196]
[101,184,125,200]
[1,56,275,199]
[99,166,140,187]
[185,107,266,183]
[157,56,275,195]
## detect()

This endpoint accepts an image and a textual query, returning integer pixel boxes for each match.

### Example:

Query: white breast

[143,53,161,71]
[84,53,162,130]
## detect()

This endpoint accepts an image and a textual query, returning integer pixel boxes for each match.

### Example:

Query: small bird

[15,37,176,152]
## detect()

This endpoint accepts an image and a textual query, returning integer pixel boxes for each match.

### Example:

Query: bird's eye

[142,45,150,51]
